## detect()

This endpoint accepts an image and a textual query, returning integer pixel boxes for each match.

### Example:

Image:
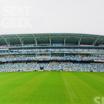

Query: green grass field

[0,72,103,104]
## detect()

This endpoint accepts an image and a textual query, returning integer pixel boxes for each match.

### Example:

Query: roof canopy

[0,33,104,46]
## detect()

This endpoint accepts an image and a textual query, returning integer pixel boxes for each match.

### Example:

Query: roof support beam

[66,36,70,45]
[49,38,52,46]
[16,35,24,46]
[64,38,66,46]
[1,36,10,47]
[93,37,101,46]
[78,37,82,46]
[32,34,37,46]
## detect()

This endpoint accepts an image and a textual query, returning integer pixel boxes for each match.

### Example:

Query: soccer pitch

[0,72,104,104]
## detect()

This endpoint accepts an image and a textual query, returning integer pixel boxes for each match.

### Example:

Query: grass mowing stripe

[61,72,79,104]
[75,72,104,96]
[0,72,41,102]
[0,72,39,92]
[33,72,67,104]
[61,72,100,104]
[0,72,49,104]
[81,73,104,96]
[62,72,89,104]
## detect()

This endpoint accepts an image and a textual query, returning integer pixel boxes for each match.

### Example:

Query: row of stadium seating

[0,55,104,62]
[0,62,104,72]
[0,49,104,55]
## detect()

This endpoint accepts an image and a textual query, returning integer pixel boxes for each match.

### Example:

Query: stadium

[0,33,104,72]
[0,33,104,104]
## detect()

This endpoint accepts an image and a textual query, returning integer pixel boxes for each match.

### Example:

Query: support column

[32,34,37,46]
[64,38,66,46]
[16,35,24,47]
[78,37,82,46]
[49,38,52,46]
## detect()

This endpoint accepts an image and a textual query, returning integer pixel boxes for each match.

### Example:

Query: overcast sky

[0,0,104,35]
